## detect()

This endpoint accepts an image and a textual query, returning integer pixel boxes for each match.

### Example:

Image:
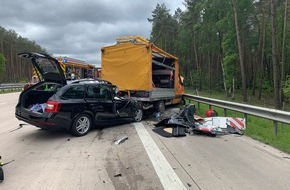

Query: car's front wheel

[133,108,143,122]
[71,114,92,136]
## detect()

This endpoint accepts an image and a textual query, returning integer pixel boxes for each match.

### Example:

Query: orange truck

[101,36,184,113]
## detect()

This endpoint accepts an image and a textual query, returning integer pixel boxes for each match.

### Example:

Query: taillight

[45,100,61,113]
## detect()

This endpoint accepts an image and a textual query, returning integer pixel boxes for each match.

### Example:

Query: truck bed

[131,88,175,102]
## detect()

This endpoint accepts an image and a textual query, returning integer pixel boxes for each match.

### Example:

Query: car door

[60,85,86,120]
[85,84,115,122]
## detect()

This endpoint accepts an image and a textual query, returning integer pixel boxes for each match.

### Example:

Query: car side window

[85,85,111,100]
[62,85,84,99]
[85,86,101,99]
[100,86,110,100]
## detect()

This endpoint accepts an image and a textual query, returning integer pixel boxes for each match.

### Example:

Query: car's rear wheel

[71,114,92,136]
[133,108,143,122]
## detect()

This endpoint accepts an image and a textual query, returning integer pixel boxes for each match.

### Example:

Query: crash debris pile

[153,104,246,137]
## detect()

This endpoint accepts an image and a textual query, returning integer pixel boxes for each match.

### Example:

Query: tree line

[0,26,47,83]
[148,0,290,109]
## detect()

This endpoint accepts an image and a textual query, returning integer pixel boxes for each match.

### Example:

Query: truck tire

[155,101,165,113]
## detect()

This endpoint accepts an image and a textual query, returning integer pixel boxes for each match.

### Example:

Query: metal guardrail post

[274,121,278,136]
[244,113,248,127]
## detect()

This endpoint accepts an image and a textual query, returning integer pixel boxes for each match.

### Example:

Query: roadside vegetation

[185,88,290,154]
[148,1,290,154]
[0,26,47,83]
[148,1,290,111]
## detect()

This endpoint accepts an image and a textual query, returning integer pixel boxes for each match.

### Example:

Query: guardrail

[0,83,25,92]
[183,94,290,136]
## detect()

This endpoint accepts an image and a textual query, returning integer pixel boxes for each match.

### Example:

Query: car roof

[69,78,112,85]
[56,79,116,95]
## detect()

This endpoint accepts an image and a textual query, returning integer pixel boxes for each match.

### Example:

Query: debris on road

[0,156,15,182]
[114,173,122,177]
[0,156,3,182]
[115,135,128,145]
[9,123,25,133]
[153,104,246,137]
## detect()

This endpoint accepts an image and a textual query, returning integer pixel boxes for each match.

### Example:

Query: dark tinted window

[85,85,111,100]
[85,85,101,99]
[62,85,84,99]
[99,86,111,100]
[35,57,59,74]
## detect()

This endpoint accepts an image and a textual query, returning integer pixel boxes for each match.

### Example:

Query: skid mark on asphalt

[9,123,26,133]
[134,122,186,190]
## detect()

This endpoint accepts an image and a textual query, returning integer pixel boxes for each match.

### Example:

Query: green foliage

[149,0,290,102]
[283,75,290,96]
[148,3,178,54]
[0,53,6,80]
[223,53,239,86]
[261,76,274,93]
[0,26,48,82]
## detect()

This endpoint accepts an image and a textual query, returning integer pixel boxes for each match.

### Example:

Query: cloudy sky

[0,0,185,66]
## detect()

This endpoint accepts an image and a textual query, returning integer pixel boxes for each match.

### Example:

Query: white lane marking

[134,122,186,190]
[0,102,7,105]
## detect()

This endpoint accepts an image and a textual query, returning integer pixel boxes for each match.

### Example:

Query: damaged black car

[15,52,143,136]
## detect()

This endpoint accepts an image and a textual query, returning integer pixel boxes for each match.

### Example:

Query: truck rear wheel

[155,101,165,113]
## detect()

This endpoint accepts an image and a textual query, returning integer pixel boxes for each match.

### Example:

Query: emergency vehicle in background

[56,57,96,79]
[25,55,100,90]
[101,36,184,113]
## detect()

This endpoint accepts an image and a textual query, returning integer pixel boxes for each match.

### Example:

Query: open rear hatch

[16,53,67,124]
[18,52,67,85]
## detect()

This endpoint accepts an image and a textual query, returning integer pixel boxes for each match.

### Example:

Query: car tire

[133,108,143,122]
[71,114,92,137]
[155,101,165,113]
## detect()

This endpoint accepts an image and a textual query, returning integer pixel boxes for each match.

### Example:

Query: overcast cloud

[0,0,185,66]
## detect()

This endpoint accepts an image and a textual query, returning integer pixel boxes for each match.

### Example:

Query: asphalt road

[1,92,290,190]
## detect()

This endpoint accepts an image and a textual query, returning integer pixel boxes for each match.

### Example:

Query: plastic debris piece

[114,173,122,177]
[115,135,128,145]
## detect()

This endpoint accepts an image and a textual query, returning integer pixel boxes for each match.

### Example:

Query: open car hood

[19,52,67,85]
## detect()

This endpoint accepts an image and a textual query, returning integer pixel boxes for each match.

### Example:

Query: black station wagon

[15,52,143,136]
